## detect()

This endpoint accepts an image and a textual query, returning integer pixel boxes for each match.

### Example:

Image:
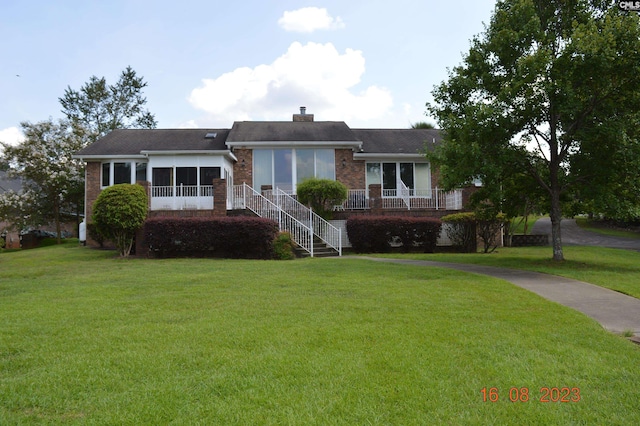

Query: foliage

[427,1,640,260]
[0,119,85,242]
[144,216,278,259]
[346,216,441,253]
[86,222,106,248]
[60,66,157,143]
[273,232,296,260]
[475,208,506,253]
[410,121,436,129]
[92,184,148,257]
[296,178,348,220]
[441,212,477,253]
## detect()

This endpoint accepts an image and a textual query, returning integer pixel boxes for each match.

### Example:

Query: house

[74,108,470,255]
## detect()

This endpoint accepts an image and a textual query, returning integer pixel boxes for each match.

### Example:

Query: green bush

[346,216,442,253]
[273,232,296,260]
[296,178,348,220]
[441,212,477,253]
[92,184,148,257]
[144,217,278,259]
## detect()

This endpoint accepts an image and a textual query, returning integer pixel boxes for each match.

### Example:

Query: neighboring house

[0,170,23,248]
[74,108,471,255]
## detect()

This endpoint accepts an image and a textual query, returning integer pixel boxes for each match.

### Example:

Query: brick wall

[85,162,101,223]
[233,148,253,185]
[335,149,365,189]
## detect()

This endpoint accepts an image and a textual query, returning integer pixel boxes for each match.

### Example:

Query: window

[152,168,172,187]
[101,163,110,187]
[200,167,221,185]
[383,163,397,190]
[315,149,335,180]
[274,150,293,191]
[253,150,273,190]
[114,162,131,185]
[176,167,197,186]
[253,148,336,190]
[366,162,431,195]
[296,149,315,183]
[366,163,381,185]
[136,163,147,182]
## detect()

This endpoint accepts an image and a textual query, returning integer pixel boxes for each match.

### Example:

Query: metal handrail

[273,188,342,256]
[233,184,314,256]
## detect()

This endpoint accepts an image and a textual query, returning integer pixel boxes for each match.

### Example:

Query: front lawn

[1,244,639,424]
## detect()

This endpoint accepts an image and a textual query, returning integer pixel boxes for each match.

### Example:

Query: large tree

[0,119,85,243]
[60,66,157,143]
[427,1,640,260]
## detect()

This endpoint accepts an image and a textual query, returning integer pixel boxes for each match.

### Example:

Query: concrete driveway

[531,217,640,250]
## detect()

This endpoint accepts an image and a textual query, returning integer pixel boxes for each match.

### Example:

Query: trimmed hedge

[346,216,442,253]
[144,217,279,259]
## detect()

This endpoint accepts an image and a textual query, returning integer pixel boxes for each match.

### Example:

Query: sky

[0,0,497,147]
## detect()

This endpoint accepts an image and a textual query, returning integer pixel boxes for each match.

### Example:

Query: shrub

[347,216,441,253]
[475,211,506,253]
[144,216,278,259]
[273,232,296,260]
[441,212,477,253]
[296,178,348,220]
[92,184,148,257]
[86,223,106,248]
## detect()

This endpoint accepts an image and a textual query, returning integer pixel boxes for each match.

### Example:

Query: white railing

[150,185,214,210]
[343,189,369,210]
[398,180,411,210]
[273,188,342,256]
[381,187,462,210]
[233,184,314,256]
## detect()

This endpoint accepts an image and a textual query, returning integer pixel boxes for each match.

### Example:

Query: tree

[92,184,148,257]
[427,1,640,260]
[411,121,436,129]
[296,178,348,220]
[0,119,85,243]
[60,66,157,143]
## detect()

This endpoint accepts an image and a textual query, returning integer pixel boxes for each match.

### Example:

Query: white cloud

[188,42,393,126]
[278,7,345,33]
[0,127,24,150]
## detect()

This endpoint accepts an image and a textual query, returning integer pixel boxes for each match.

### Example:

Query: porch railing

[150,185,214,210]
[233,184,314,256]
[381,188,462,210]
[272,188,341,256]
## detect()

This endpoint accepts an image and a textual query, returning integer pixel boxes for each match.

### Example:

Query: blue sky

[1,0,496,146]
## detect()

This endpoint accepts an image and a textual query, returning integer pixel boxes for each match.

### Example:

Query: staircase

[233,184,341,257]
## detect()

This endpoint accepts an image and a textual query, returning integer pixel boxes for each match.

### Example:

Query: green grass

[374,246,640,299]
[509,214,546,234]
[1,243,639,424]
[575,217,640,239]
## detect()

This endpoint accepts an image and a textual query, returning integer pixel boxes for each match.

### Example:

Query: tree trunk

[549,187,564,261]
[54,197,62,245]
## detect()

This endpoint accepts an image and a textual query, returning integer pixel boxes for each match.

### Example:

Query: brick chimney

[293,106,314,122]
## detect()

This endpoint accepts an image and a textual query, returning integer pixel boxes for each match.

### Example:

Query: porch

[148,183,463,212]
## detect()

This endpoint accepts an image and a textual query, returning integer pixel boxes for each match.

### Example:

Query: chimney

[293,106,314,122]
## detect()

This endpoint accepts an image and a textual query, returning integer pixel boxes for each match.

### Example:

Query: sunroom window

[253,149,335,192]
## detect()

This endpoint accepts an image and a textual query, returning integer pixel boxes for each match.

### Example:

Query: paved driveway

[531,217,640,250]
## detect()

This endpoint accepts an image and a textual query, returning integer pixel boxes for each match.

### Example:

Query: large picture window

[253,148,335,191]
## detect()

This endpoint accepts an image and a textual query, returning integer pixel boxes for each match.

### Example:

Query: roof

[73,123,442,158]
[226,121,358,143]
[353,128,441,155]
[74,128,230,157]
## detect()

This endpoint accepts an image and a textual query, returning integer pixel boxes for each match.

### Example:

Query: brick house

[74,108,471,255]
